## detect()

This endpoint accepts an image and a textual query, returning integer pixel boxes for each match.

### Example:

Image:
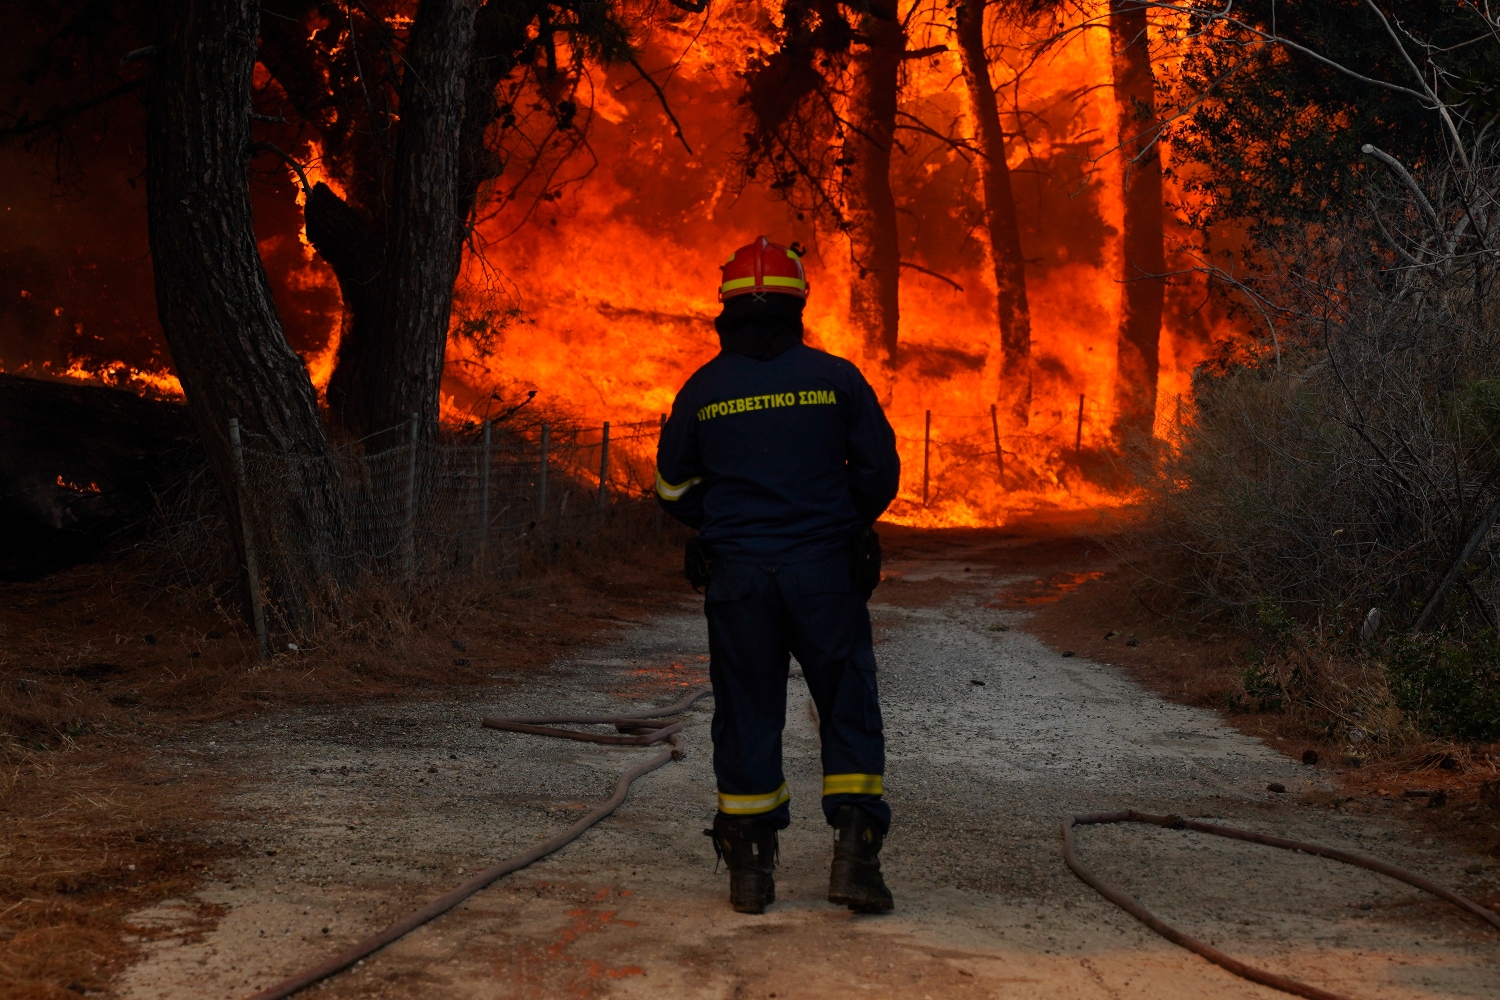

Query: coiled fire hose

[241,685,713,1000]
[1064,810,1500,1000]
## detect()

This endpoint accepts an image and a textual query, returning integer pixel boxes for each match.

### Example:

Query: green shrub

[1384,636,1500,742]
[1239,662,1285,712]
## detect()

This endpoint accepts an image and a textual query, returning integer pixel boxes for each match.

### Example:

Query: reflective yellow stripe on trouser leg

[717,783,790,815]
[822,774,884,797]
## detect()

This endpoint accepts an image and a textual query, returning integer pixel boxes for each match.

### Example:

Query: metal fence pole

[228,418,270,659]
[538,422,550,517]
[922,409,932,507]
[990,403,1004,487]
[1075,394,1085,459]
[403,411,418,581]
[478,418,491,575]
[597,420,610,509]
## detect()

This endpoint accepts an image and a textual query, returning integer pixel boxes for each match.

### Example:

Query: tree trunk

[956,0,1031,428]
[314,0,480,449]
[145,0,344,619]
[308,183,384,439]
[845,9,903,369]
[1109,0,1165,442]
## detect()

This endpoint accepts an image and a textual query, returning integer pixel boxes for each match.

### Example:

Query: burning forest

[6,4,1500,998]
[2,0,1236,538]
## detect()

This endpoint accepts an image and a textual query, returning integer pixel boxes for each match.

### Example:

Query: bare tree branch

[0,78,146,141]
[628,54,693,155]
[899,259,964,290]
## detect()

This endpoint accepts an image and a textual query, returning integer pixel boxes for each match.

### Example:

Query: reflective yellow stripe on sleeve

[822,773,884,797]
[717,783,790,815]
[655,468,703,501]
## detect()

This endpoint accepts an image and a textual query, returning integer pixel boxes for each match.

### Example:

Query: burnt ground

[105,514,1499,1000]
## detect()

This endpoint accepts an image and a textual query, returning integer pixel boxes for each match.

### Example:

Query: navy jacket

[655,344,901,563]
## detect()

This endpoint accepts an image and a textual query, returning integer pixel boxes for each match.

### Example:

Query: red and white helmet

[719,236,809,301]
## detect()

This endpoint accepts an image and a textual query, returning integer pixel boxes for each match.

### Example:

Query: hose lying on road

[1063,809,1500,1000]
[241,685,713,1000]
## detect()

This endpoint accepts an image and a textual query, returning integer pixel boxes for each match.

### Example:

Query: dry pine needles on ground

[0,504,690,999]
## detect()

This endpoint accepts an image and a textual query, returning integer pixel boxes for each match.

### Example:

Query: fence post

[228,418,270,659]
[990,403,1004,487]
[403,412,418,581]
[597,420,610,510]
[1075,394,1085,459]
[538,422,549,517]
[478,419,491,575]
[922,409,932,507]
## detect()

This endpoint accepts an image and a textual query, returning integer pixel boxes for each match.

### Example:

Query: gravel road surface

[119,527,1499,999]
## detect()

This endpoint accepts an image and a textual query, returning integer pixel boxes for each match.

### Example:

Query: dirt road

[119,525,1499,999]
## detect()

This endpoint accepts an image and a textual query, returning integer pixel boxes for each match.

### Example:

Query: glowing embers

[995,570,1106,606]
[52,360,184,400]
[55,476,102,494]
[618,658,709,701]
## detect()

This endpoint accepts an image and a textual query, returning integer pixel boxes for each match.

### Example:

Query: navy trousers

[704,555,889,833]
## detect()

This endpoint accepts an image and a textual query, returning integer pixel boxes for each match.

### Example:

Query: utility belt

[685,528,881,600]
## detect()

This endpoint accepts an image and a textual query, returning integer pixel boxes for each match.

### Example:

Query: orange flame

[442,1,1234,526]
[16,1,1236,530]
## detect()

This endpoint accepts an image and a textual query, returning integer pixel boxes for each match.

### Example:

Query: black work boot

[706,814,778,914]
[828,805,894,912]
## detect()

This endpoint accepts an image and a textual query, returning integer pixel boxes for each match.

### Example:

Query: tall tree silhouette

[1109,0,1164,442]
[257,1,634,444]
[145,0,345,617]
[845,5,904,367]
[740,0,909,373]
[956,0,1032,427]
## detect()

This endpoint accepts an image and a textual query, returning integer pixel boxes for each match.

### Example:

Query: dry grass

[0,747,228,999]
[0,502,692,997]
[1115,152,1500,770]
[1135,147,1500,635]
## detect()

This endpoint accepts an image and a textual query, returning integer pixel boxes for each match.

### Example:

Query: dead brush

[1131,140,1500,762]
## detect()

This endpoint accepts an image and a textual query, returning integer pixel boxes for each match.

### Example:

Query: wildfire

[53,359,184,400]
[11,1,1235,529]
[443,1,1230,526]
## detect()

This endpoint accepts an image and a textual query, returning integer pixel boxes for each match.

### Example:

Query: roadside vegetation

[1129,1,1500,775]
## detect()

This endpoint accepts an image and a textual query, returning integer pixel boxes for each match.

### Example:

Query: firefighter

[654,237,901,914]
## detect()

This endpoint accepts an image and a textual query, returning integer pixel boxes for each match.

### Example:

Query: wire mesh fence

[229,413,669,648]
[218,393,1168,647]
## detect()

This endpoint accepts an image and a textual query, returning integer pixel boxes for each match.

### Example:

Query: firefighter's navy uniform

[655,339,901,833]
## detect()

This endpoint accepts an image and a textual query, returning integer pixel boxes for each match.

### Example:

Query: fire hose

[239,681,1499,1000]
[241,685,713,1000]
[1063,810,1500,1000]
